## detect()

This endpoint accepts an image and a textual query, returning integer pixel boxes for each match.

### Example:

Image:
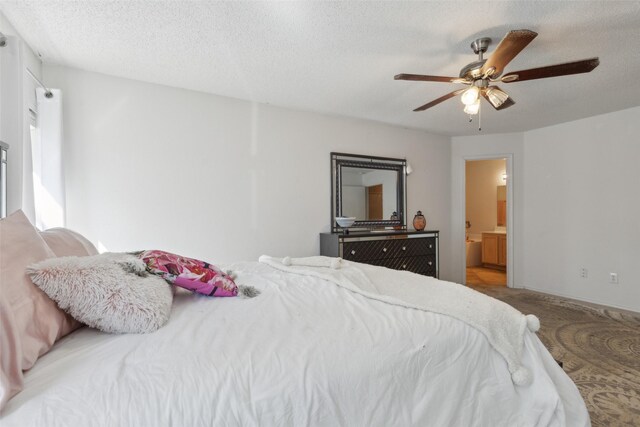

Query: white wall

[465,159,506,235]
[0,11,42,219]
[43,65,453,278]
[522,107,640,312]
[453,107,640,312]
[340,170,367,219]
[361,169,397,219]
[341,186,366,219]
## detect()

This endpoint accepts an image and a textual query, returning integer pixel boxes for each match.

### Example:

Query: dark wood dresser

[320,230,439,278]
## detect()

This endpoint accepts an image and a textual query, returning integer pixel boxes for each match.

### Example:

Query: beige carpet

[472,284,640,426]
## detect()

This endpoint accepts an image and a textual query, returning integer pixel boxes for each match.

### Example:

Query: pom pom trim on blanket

[238,285,261,299]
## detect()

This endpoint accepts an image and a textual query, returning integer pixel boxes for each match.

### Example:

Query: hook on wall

[0,32,7,47]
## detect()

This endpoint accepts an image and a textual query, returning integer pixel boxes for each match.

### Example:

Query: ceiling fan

[395,29,599,126]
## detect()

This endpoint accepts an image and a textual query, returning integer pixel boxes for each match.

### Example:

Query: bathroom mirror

[497,185,506,226]
[331,152,406,231]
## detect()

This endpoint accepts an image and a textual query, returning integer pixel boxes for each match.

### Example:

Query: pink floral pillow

[138,250,238,297]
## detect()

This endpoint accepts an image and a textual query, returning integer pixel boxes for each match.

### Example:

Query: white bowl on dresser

[335,217,356,228]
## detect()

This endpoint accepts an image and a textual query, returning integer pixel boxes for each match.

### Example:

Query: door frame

[461,154,514,288]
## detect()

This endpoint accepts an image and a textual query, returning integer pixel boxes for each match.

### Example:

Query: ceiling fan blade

[482,87,515,110]
[395,73,458,83]
[500,58,600,83]
[481,30,538,78]
[413,89,465,111]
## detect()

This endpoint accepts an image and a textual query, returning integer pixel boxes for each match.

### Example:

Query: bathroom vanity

[481,231,507,270]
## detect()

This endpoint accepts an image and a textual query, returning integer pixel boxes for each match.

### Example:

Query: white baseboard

[521,285,639,314]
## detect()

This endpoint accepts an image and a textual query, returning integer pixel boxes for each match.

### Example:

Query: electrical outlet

[609,273,618,284]
[579,268,588,279]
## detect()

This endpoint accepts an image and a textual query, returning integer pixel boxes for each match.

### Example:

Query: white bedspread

[1,261,589,426]
[259,255,540,385]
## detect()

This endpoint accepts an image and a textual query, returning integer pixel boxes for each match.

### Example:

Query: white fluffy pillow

[27,253,173,334]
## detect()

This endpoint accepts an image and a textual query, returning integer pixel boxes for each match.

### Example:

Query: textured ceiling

[1,1,639,136]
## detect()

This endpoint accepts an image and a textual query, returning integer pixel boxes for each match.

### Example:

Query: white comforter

[2,261,589,426]
[260,255,540,386]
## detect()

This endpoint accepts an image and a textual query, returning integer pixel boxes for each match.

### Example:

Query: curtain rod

[26,68,53,98]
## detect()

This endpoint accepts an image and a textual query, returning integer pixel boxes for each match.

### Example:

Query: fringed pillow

[27,253,173,334]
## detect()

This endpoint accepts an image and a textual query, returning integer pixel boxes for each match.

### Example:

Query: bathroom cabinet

[482,232,506,270]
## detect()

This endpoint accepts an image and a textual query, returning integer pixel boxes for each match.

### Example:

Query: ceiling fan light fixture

[463,99,480,115]
[394,29,601,130]
[485,87,510,108]
[461,86,480,105]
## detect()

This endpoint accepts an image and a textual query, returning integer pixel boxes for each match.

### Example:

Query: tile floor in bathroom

[466,267,507,286]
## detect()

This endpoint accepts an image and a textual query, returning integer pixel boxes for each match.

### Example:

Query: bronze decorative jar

[413,211,426,231]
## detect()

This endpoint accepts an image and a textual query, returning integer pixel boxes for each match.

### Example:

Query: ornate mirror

[331,152,407,231]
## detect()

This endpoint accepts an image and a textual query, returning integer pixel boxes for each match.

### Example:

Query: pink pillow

[0,211,81,409]
[139,250,238,297]
[40,227,98,257]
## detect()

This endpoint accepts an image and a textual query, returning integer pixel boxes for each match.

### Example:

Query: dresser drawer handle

[383,247,387,252]
[351,250,356,255]
[402,246,406,251]
[428,261,433,266]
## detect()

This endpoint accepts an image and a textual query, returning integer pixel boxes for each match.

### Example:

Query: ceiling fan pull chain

[478,102,482,132]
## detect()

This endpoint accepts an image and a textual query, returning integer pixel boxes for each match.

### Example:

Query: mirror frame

[331,152,407,232]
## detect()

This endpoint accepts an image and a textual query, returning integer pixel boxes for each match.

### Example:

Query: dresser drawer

[342,237,436,262]
[342,239,399,262]
[369,255,437,277]
[404,237,437,256]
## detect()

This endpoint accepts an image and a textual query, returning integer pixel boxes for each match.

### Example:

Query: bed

[2,257,589,426]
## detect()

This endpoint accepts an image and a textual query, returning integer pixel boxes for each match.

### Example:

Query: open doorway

[465,158,508,286]
[366,184,383,219]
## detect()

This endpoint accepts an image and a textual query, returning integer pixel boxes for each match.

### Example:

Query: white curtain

[32,87,65,229]
[0,34,27,218]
